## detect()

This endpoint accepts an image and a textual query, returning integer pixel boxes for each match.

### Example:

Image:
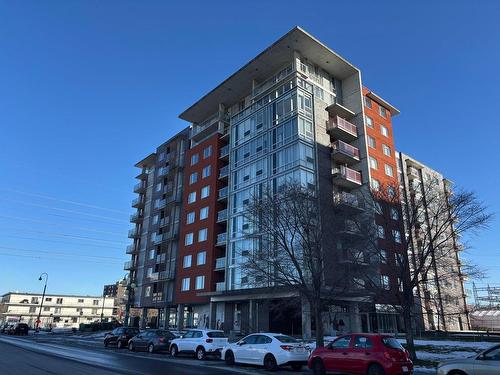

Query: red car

[308,334,413,375]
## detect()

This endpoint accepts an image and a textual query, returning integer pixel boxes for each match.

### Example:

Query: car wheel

[448,372,468,375]
[170,345,178,357]
[128,342,134,351]
[148,344,155,353]
[312,359,325,375]
[225,350,235,365]
[291,363,302,371]
[196,346,206,360]
[117,340,123,349]
[263,354,278,372]
[367,363,385,375]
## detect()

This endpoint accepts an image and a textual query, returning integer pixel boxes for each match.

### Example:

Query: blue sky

[0,0,499,297]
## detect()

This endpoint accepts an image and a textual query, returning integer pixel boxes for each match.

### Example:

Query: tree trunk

[403,306,417,361]
[313,303,324,348]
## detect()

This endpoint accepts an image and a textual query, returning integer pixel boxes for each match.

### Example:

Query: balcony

[126,244,137,254]
[407,166,420,180]
[327,116,358,142]
[130,212,143,223]
[337,221,363,237]
[332,166,362,189]
[158,269,174,280]
[133,181,146,194]
[152,292,164,303]
[191,112,228,142]
[215,257,226,270]
[219,145,229,160]
[157,199,167,210]
[219,165,229,180]
[331,140,360,164]
[334,192,365,213]
[217,209,228,223]
[124,260,136,271]
[159,217,169,228]
[135,168,150,180]
[128,228,140,239]
[152,234,163,245]
[326,101,355,120]
[216,282,226,292]
[218,186,228,201]
[132,196,145,208]
[216,232,227,247]
[157,166,170,178]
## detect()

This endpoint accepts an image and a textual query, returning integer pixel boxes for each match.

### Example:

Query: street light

[36,272,48,331]
[124,280,136,327]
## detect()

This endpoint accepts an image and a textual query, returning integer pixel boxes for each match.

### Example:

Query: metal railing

[219,165,229,178]
[335,191,364,209]
[333,166,362,184]
[133,182,146,192]
[216,232,227,245]
[218,187,228,200]
[328,116,358,137]
[220,145,229,158]
[332,140,360,159]
[216,282,226,292]
[215,257,226,269]
[217,209,228,222]
[128,228,140,238]
[132,197,144,207]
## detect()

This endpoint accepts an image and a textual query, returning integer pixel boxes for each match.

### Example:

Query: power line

[2,234,125,250]
[0,252,123,265]
[0,246,126,261]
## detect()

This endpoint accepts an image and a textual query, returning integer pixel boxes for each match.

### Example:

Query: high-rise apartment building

[125,27,466,335]
[397,152,469,331]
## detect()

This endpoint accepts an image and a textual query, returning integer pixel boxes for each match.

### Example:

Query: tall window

[382,144,391,156]
[181,278,190,291]
[379,106,387,118]
[188,191,196,204]
[390,207,399,220]
[185,232,194,246]
[369,156,378,170]
[183,255,192,268]
[198,228,208,242]
[377,225,385,239]
[195,276,205,290]
[191,153,199,166]
[365,115,374,128]
[381,275,390,290]
[380,249,388,263]
[189,172,198,185]
[199,206,209,220]
[381,125,389,137]
[186,211,195,224]
[364,96,372,109]
[201,186,210,199]
[371,179,380,191]
[202,165,211,178]
[203,145,212,159]
[393,230,402,243]
[384,164,394,177]
[368,136,376,149]
[197,251,206,265]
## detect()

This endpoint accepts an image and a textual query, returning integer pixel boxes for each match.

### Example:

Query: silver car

[437,344,500,375]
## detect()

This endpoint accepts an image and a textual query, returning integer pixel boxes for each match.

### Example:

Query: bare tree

[360,179,492,360]
[239,182,375,348]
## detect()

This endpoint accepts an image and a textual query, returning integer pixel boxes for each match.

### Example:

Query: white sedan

[169,329,228,360]
[221,333,309,371]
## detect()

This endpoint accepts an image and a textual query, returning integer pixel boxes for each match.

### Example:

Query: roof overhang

[179,26,360,124]
[366,90,400,116]
[134,153,156,168]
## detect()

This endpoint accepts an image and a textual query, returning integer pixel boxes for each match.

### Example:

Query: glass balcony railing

[132,197,144,207]
[219,145,229,158]
[216,282,226,292]
[215,257,226,269]
[216,232,227,246]
[219,165,229,179]
[218,187,228,200]
[133,182,146,193]
[217,209,228,222]
[128,228,140,238]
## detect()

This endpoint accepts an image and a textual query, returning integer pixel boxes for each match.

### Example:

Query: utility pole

[36,273,48,331]
[100,294,106,322]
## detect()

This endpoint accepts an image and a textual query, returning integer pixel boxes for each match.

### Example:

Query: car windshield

[382,337,405,351]
[274,335,299,343]
[207,331,226,338]
[125,328,139,334]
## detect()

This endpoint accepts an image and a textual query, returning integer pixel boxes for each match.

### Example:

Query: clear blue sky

[1,1,499,297]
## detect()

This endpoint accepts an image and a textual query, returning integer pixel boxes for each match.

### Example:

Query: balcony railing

[157,166,170,178]
[331,140,360,162]
[131,197,145,208]
[216,232,227,246]
[152,234,163,245]
[124,260,136,270]
[407,166,420,179]
[219,145,229,159]
[126,244,136,254]
[217,209,228,222]
[332,166,362,187]
[133,182,146,193]
[158,270,174,280]
[334,191,364,210]
[128,228,140,238]
[159,217,169,227]
[215,257,226,270]
[130,212,143,223]
[327,116,358,140]
[218,187,228,200]
[216,282,226,292]
[219,165,229,179]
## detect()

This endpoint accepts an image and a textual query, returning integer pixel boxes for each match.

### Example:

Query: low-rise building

[0,292,114,329]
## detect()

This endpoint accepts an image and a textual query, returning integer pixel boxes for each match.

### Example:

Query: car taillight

[383,351,397,362]
[206,338,213,343]
[280,345,293,351]
[159,338,165,343]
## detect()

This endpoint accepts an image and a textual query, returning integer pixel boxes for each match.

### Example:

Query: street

[0,333,433,375]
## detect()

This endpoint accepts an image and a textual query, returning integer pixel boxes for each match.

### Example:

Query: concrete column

[248,300,255,333]
[301,297,312,339]
[140,308,148,329]
[176,304,184,330]
[209,302,217,329]
[350,303,362,333]
[162,307,170,329]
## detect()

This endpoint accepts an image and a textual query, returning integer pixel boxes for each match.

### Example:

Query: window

[369,156,378,170]
[186,212,195,224]
[364,96,372,109]
[331,336,352,349]
[191,153,199,166]
[76,308,83,313]
[93,299,99,306]
[198,228,208,242]
[185,232,194,246]
[371,179,380,191]
[92,308,98,315]
[393,230,402,243]
[197,251,206,265]
[45,297,52,302]
[189,172,198,185]
[365,115,373,128]
[202,165,211,178]
[387,186,396,198]
[367,136,376,148]
[379,106,387,118]
[43,306,50,311]
[203,145,212,159]
[354,336,374,349]
[381,125,389,137]
[149,249,155,260]
[188,191,196,204]
[181,278,190,291]
[201,186,210,199]
[145,286,151,297]
[152,214,159,225]
[183,255,192,268]
[54,307,61,314]
[56,298,63,304]
[375,202,383,215]
[377,225,385,239]
[390,207,399,220]
[382,144,391,156]
[380,250,388,263]
[384,164,394,177]
[78,299,84,303]
[31,297,39,304]
[29,306,36,313]
[199,206,209,220]
[381,275,390,290]
[195,275,205,290]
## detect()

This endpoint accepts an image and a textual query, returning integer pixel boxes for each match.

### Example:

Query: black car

[128,329,176,353]
[104,327,140,349]
[8,323,29,335]
[1,323,13,334]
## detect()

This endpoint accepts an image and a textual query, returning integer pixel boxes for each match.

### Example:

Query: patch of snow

[398,338,496,350]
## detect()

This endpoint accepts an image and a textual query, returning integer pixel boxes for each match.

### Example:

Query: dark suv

[128,329,176,353]
[104,327,140,349]
[8,323,29,335]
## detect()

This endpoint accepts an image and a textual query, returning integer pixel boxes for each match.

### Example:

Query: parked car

[169,329,228,360]
[308,334,413,375]
[104,327,140,349]
[7,323,29,336]
[222,332,309,371]
[1,323,13,334]
[128,329,176,353]
[437,343,500,375]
